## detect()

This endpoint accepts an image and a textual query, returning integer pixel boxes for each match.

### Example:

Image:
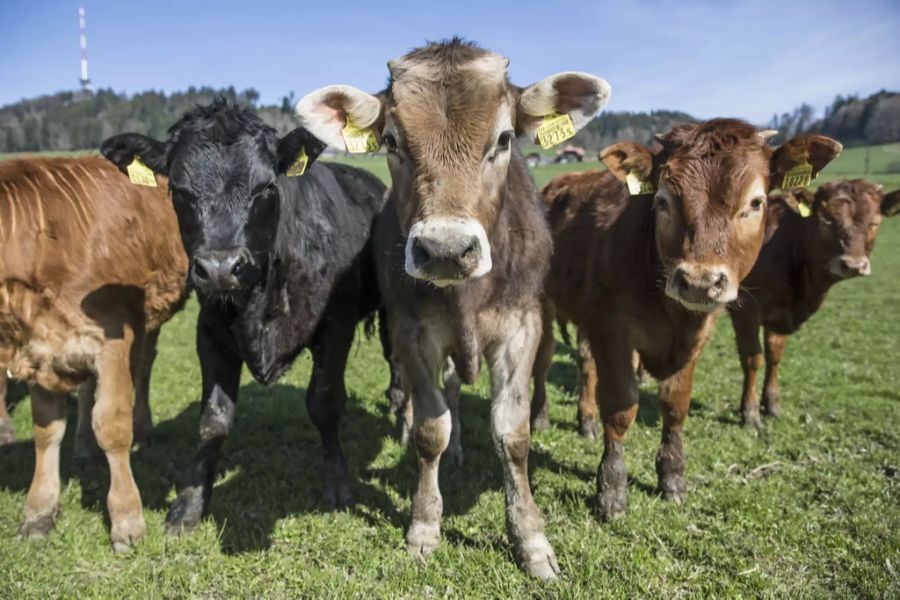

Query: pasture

[1,144,899,597]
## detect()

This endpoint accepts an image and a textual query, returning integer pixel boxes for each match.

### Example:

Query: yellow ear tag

[536,112,577,149]
[286,146,309,177]
[782,161,813,189]
[127,156,157,187]
[797,202,812,218]
[625,169,655,196]
[341,119,380,154]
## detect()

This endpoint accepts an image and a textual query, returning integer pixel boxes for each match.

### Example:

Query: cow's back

[0,156,188,389]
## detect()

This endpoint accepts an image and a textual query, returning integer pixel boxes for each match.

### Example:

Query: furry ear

[275,127,328,175]
[882,189,900,217]
[599,142,655,182]
[517,72,611,141]
[100,134,168,175]
[770,134,842,190]
[295,85,384,151]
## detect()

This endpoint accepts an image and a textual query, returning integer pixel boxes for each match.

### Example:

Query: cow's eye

[496,130,514,152]
[383,133,398,153]
[653,195,670,213]
[749,196,765,211]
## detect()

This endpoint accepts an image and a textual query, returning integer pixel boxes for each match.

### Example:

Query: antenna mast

[78,6,91,94]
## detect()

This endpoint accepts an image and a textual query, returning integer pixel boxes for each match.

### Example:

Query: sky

[2,0,899,124]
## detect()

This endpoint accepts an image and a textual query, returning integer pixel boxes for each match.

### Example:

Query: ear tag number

[797,202,812,218]
[782,161,813,189]
[127,156,157,187]
[536,112,576,149]
[342,119,380,154]
[286,146,309,177]
[625,169,655,196]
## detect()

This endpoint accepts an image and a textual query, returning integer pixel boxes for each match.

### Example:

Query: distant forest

[1,86,898,153]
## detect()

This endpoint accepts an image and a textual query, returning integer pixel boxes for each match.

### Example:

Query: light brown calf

[0,156,187,550]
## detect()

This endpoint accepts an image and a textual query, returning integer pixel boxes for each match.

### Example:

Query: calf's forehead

[169,136,274,195]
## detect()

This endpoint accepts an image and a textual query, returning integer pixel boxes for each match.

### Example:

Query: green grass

[1,148,899,598]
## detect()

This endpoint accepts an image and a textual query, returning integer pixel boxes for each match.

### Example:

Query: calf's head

[789,181,900,278]
[101,102,325,298]
[600,120,842,312]
[296,39,610,286]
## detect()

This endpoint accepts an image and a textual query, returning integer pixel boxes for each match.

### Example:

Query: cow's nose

[839,255,871,277]
[410,233,482,283]
[669,264,732,310]
[192,250,247,291]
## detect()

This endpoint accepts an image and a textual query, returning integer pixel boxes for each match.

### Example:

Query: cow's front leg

[19,385,66,539]
[394,317,449,559]
[0,372,14,445]
[762,328,787,417]
[166,320,240,535]
[656,357,700,505]
[307,318,356,509]
[487,308,559,580]
[93,331,146,551]
[731,308,764,429]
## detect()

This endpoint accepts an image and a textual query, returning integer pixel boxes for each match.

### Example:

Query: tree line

[1,87,897,154]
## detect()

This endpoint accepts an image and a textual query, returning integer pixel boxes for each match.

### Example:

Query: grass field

[0,144,899,597]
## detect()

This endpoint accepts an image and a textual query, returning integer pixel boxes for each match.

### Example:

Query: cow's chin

[665,286,736,314]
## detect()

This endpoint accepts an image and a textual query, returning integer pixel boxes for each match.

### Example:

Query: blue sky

[2,0,899,123]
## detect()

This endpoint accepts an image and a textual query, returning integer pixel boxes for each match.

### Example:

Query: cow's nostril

[230,254,246,276]
[461,239,479,260]
[194,260,209,280]
[713,271,728,290]
[412,237,431,266]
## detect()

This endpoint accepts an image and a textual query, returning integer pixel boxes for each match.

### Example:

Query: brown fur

[532,120,841,520]
[729,180,896,427]
[0,156,188,549]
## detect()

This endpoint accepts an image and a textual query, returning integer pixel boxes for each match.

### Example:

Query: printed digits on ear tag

[127,156,157,187]
[536,112,576,149]
[782,162,813,189]
[342,120,380,154]
[286,147,308,177]
[625,169,655,196]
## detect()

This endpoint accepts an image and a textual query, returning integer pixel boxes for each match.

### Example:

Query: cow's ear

[100,134,168,175]
[882,189,900,217]
[517,72,611,142]
[276,127,327,175]
[770,134,842,190]
[295,85,384,151]
[599,142,655,183]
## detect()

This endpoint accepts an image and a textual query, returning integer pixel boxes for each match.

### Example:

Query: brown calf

[531,120,841,521]
[297,39,610,578]
[730,181,900,428]
[0,156,187,550]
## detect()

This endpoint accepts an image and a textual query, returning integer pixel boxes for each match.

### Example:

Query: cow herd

[1,39,898,579]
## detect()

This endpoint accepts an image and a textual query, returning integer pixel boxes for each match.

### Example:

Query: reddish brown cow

[531,120,841,520]
[0,372,13,444]
[730,181,900,428]
[0,156,188,550]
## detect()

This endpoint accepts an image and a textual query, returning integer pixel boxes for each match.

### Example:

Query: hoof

[0,420,14,446]
[597,440,628,521]
[741,411,763,431]
[519,534,560,580]
[321,459,354,510]
[406,521,441,559]
[165,486,206,535]
[597,488,628,521]
[578,416,598,440]
[18,510,58,540]
[662,488,686,505]
[531,414,551,433]
[387,387,405,414]
[110,513,146,552]
[444,440,464,467]
[762,397,782,418]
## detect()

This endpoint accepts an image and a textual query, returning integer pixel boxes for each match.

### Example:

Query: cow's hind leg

[0,372,14,445]
[576,331,598,440]
[442,359,463,467]
[488,308,559,579]
[132,328,160,444]
[19,385,66,539]
[74,377,103,465]
[762,328,787,417]
[166,319,240,534]
[94,332,146,551]
[379,307,406,413]
[529,304,555,432]
[731,309,764,429]
[307,318,356,509]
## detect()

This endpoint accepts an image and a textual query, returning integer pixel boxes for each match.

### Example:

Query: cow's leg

[0,372,14,445]
[166,321,240,534]
[132,328,160,444]
[655,357,699,505]
[442,359,463,467]
[592,330,637,522]
[762,328,787,417]
[19,385,66,539]
[395,317,449,560]
[731,310,763,429]
[487,308,558,579]
[576,331,598,440]
[529,304,555,432]
[379,307,405,413]
[93,331,146,551]
[307,318,356,509]
[74,376,102,464]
